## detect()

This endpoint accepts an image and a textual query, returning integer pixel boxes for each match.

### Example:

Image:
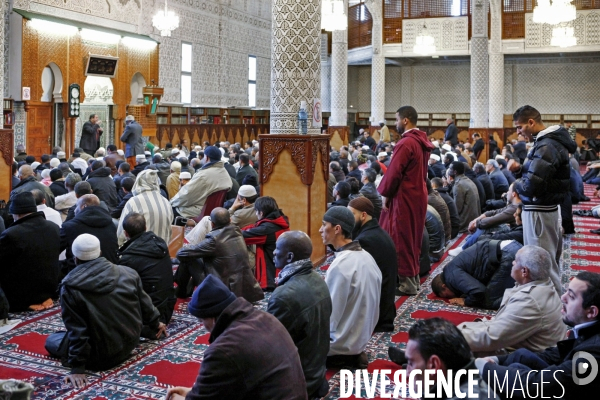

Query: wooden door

[24,101,53,160]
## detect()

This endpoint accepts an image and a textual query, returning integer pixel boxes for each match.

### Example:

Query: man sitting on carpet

[0,192,60,311]
[320,206,381,369]
[165,275,307,400]
[431,239,522,310]
[176,208,264,302]
[390,318,498,399]
[267,231,332,399]
[458,245,566,356]
[348,197,397,332]
[117,213,176,336]
[475,271,600,397]
[46,234,166,389]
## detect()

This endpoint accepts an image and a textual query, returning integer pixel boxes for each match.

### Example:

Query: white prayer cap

[136,154,146,161]
[495,154,504,161]
[430,154,441,161]
[359,129,365,134]
[125,115,135,121]
[117,149,124,156]
[442,144,452,152]
[57,151,66,158]
[170,161,181,172]
[432,140,440,148]
[31,162,41,170]
[50,158,60,168]
[72,233,101,261]
[171,149,180,155]
[362,145,370,151]
[238,185,257,197]
[378,152,388,158]
[144,151,151,156]
[41,168,51,178]
[179,172,192,180]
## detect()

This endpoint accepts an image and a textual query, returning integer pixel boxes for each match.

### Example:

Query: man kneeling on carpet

[320,206,381,369]
[431,238,522,310]
[46,234,167,389]
[165,275,307,400]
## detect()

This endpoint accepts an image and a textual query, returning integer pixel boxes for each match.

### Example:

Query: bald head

[18,165,34,180]
[277,231,313,263]
[75,194,100,215]
[210,207,231,228]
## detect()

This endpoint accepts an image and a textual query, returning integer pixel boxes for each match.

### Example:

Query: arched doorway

[130,72,146,105]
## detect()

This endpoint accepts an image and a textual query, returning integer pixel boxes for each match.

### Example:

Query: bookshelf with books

[3,99,13,128]
[154,105,270,126]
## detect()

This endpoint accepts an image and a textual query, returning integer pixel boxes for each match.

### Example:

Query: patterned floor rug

[1,182,599,399]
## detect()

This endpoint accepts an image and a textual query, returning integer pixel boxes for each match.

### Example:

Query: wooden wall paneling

[309,149,327,264]
[457,129,470,144]
[234,128,242,144]
[0,129,14,201]
[329,126,349,149]
[427,129,445,142]
[24,102,53,159]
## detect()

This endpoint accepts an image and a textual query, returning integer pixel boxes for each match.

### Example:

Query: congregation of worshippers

[2,104,600,399]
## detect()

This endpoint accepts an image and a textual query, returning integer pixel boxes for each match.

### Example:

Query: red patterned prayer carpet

[1,179,599,399]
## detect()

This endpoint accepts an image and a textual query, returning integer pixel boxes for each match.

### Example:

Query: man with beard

[377,106,434,295]
[476,271,600,397]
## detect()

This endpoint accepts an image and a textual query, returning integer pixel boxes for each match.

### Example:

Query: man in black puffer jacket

[86,161,119,212]
[512,105,577,295]
[60,194,118,276]
[118,213,176,334]
[431,239,522,310]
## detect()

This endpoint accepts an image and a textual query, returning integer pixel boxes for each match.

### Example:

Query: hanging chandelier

[152,0,180,37]
[413,24,436,55]
[321,0,348,32]
[533,0,577,25]
[551,25,577,47]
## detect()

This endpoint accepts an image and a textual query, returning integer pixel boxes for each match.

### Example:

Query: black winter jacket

[464,169,486,212]
[352,219,398,332]
[118,231,176,324]
[515,126,577,208]
[60,206,119,274]
[86,167,119,211]
[267,260,332,397]
[0,212,60,311]
[60,257,160,374]
[476,171,495,202]
[425,207,445,253]
[10,176,55,209]
[49,180,69,198]
[111,192,133,219]
[442,239,521,309]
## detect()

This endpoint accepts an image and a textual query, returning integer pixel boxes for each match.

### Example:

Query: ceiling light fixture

[153,0,180,37]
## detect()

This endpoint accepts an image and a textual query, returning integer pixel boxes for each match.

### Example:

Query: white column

[320,34,331,113]
[470,0,489,129]
[488,0,504,128]
[364,0,384,126]
[330,26,348,126]
[270,0,322,134]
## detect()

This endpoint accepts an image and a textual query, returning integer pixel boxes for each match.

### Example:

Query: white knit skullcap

[72,234,101,261]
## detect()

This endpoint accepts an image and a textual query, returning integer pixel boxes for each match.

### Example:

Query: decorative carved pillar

[489,0,505,146]
[469,0,489,159]
[265,0,329,264]
[366,1,385,128]
[0,129,14,198]
[270,0,321,134]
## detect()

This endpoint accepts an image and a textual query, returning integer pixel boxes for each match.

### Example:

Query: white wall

[348,56,600,115]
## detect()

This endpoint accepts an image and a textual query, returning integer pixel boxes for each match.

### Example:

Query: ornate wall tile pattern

[330,28,348,126]
[402,16,469,54]
[526,10,600,48]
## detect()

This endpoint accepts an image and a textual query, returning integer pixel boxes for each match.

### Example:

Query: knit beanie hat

[50,158,60,168]
[25,155,35,164]
[72,233,101,261]
[242,174,258,187]
[348,197,375,217]
[9,192,37,215]
[204,146,222,161]
[323,206,355,235]
[188,275,237,318]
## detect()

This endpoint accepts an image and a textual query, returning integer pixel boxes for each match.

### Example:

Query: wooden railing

[153,124,269,149]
